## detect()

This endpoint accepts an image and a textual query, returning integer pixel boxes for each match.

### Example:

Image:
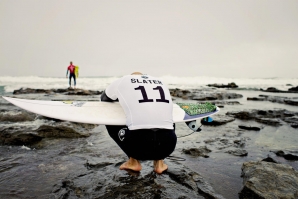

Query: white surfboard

[2,96,219,125]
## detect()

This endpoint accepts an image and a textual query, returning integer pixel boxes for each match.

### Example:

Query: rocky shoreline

[0,86,298,198]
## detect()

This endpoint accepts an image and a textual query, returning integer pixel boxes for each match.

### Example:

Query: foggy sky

[1,0,297,78]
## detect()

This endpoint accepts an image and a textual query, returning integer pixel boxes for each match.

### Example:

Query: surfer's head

[70,61,73,65]
[131,72,143,75]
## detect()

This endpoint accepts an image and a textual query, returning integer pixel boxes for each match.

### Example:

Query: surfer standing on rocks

[66,61,76,89]
[101,72,177,174]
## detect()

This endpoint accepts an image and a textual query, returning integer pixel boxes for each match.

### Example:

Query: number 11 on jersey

[134,86,170,103]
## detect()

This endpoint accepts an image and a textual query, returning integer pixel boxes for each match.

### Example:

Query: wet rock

[192,95,218,101]
[233,139,246,148]
[36,125,90,138]
[67,89,101,96]
[227,109,297,126]
[283,116,298,128]
[226,111,254,120]
[13,87,102,95]
[257,95,298,106]
[192,92,243,101]
[52,161,225,199]
[0,110,36,122]
[182,146,211,158]
[225,149,248,156]
[255,118,282,126]
[13,88,48,94]
[262,87,281,92]
[201,115,235,126]
[247,97,265,101]
[0,126,42,145]
[261,87,298,93]
[202,137,236,150]
[170,88,243,101]
[204,138,220,144]
[238,125,261,131]
[207,82,238,88]
[262,156,279,163]
[170,88,192,99]
[289,86,298,92]
[212,100,241,105]
[271,150,298,161]
[216,139,234,150]
[284,99,298,106]
[239,161,298,199]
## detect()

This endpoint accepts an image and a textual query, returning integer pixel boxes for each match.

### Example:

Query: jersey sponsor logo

[118,128,127,141]
[131,78,163,85]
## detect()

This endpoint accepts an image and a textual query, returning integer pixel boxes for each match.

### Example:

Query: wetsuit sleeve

[66,68,69,76]
[101,90,118,102]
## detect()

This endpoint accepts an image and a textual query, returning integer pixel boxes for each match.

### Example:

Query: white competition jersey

[105,75,173,130]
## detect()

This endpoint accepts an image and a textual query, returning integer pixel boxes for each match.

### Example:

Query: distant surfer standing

[66,61,76,89]
[101,72,177,174]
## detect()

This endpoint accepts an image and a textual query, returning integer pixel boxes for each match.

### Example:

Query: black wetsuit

[101,90,177,160]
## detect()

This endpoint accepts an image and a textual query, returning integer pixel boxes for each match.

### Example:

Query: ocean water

[0,76,297,93]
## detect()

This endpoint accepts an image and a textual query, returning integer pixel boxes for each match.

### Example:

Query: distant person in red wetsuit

[66,61,76,89]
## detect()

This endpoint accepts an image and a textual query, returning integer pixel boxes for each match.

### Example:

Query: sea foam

[0,76,297,93]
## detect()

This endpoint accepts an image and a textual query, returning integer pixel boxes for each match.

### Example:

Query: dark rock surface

[247,97,265,101]
[239,161,298,199]
[255,117,282,126]
[0,110,36,122]
[52,161,225,199]
[36,125,91,138]
[202,137,247,151]
[271,150,298,161]
[201,115,235,126]
[170,88,243,101]
[0,119,98,146]
[207,82,238,88]
[0,126,42,145]
[170,88,191,99]
[260,87,298,93]
[285,99,298,106]
[289,86,298,92]
[262,156,279,163]
[213,101,241,106]
[13,87,102,95]
[182,146,212,158]
[225,149,248,156]
[227,109,298,127]
[248,94,298,106]
[192,92,243,101]
[238,126,261,131]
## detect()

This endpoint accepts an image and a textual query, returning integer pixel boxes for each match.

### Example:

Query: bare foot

[119,157,142,172]
[153,160,168,174]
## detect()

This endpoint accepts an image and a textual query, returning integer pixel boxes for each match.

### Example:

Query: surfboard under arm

[2,97,219,125]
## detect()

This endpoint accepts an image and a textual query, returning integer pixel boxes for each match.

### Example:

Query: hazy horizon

[1,0,297,78]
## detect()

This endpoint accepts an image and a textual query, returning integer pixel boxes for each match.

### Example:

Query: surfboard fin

[200,117,214,125]
[203,117,213,123]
